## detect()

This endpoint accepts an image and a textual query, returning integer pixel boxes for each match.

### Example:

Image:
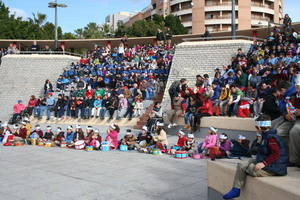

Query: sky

[3,0,300,33]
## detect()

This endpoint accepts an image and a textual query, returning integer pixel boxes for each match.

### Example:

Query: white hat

[1,122,8,127]
[188,134,194,139]
[56,127,62,132]
[21,121,26,125]
[238,135,246,140]
[118,94,124,98]
[24,117,29,121]
[67,125,73,130]
[94,129,99,133]
[76,124,81,129]
[47,126,52,130]
[156,122,164,127]
[142,126,148,131]
[219,134,228,140]
[178,130,185,135]
[87,126,93,130]
[13,124,19,129]
[110,124,116,129]
[35,125,41,130]
[209,127,218,133]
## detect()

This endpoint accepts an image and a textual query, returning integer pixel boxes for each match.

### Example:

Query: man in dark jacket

[168,78,187,108]
[223,114,288,199]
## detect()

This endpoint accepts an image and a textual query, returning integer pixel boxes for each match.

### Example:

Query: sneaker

[223,187,240,199]
[168,124,173,129]
[172,123,177,127]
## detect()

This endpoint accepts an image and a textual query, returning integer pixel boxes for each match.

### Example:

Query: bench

[207,159,300,200]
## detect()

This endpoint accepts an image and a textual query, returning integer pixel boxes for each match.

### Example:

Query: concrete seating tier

[207,159,300,200]
[163,115,256,132]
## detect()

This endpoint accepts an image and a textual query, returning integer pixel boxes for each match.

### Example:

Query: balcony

[172,8,192,16]
[251,5,275,15]
[181,21,193,27]
[205,18,238,25]
[170,0,191,6]
[205,3,238,12]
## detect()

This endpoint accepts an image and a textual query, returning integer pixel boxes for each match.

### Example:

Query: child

[106,124,120,150]
[168,130,187,155]
[2,122,14,146]
[153,122,168,149]
[230,135,251,158]
[65,126,75,146]
[223,114,288,199]
[121,129,137,150]
[54,127,65,146]
[134,95,143,117]
[209,133,232,159]
[86,129,101,149]
[183,134,196,156]
[43,126,54,142]
[198,127,218,155]
[30,125,43,139]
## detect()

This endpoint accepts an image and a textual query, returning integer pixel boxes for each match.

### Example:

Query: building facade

[124,0,284,34]
[105,12,134,31]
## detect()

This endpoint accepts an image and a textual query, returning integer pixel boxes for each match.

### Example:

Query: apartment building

[105,12,135,31]
[124,0,284,34]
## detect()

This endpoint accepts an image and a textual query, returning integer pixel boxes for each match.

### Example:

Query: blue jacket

[65,132,75,143]
[256,129,288,176]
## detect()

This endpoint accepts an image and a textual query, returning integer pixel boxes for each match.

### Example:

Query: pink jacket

[106,130,119,149]
[13,103,26,114]
[202,134,218,149]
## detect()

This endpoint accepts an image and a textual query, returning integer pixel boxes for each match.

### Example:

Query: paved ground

[0,135,207,200]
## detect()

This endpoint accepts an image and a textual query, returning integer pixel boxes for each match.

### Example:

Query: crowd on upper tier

[10,43,174,123]
[167,15,300,132]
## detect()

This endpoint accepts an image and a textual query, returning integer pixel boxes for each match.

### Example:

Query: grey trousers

[289,119,300,164]
[233,159,274,189]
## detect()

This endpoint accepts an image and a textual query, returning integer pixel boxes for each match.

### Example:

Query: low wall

[207,159,300,200]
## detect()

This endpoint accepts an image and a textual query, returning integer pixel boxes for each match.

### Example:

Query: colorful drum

[86,146,93,152]
[192,154,202,160]
[152,148,161,155]
[175,151,188,159]
[31,138,37,146]
[44,142,52,148]
[75,140,85,150]
[120,145,128,151]
[37,141,45,146]
[171,146,181,150]
[101,142,110,152]
[60,142,67,148]
[14,141,24,146]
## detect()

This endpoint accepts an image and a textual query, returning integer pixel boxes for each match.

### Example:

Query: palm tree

[31,12,47,26]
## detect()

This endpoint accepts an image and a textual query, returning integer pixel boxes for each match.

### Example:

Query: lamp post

[231,0,236,39]
[48,0,67,50]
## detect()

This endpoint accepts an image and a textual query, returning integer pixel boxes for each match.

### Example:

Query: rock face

[162,39,252,108]
[0,54,79,121]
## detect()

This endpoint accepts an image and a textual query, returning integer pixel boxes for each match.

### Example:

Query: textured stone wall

[162,40,252,108]
[0,55,79,121]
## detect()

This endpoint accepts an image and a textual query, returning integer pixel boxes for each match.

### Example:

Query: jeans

[55,107,65,118]
[84,108,92,118]
[36,106,47,117]
[47,106,55,119]
[116,108,127,119]
[184,112,194,125]
[100,108,106,119]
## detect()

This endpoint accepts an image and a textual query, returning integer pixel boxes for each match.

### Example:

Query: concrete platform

[0,137,207,200]
[207,159,300,200]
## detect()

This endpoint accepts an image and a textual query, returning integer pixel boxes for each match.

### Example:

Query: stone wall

[163,40,252,108]
[0,55,79,121]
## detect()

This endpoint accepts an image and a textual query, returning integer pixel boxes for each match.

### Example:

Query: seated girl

[65,126,75,146]
[86,129,102,149]
[30,125,43,139]
[121,129,137,150]
[74,125,85,142]
[182,134,196,156]
[43,126,54,142]
[136,126,153,151]
[209,133,232,159]
[198,127,218,156]
[153,122,168,150]
[2,123,14,146]
[106,124,120,150]
[168,130,187,155]
[54,127,65,146]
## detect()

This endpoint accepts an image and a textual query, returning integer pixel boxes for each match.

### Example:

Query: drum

[14,141,24,146]
[171,146,181,150]
[192,154,202,160]
[37,141,45,146]
[86,146,93,152]
[31,138,37,146]
[101,142,110,152]
[60,142,67,148]
[44,142,52,148]
[119,145,128,151]
[152,148,161,155]
[75,140,85,150]
[175,151,188,159]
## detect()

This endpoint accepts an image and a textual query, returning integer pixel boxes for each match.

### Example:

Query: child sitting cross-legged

[198,127,218,156]
[223,114,288,199]
[120,129,137,150]
[168,129,187,155]
[209,133,232,159]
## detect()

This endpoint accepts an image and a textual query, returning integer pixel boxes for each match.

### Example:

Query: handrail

[182,35,264,42]
[13,51,83,57]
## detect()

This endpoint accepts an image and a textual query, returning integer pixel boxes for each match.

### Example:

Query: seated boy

[43,126,54,142]
[223,114,288,199]
[121,129,137,150]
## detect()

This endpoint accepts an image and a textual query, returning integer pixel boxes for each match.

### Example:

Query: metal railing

[13,51,83,57]
[182,35,264,42]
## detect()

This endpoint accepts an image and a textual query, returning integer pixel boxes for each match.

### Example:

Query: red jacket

[199,99,213,115]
